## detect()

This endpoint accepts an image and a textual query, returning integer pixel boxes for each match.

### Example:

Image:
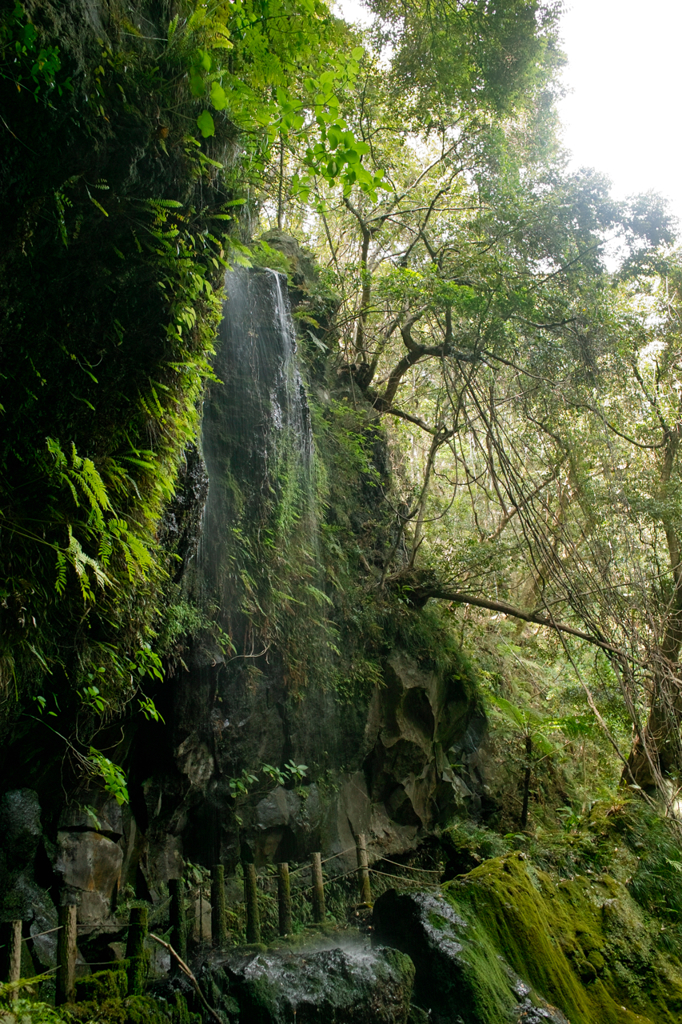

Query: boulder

[373,888,520,1024]
[56,830,122,895]
[372,888,575,1024]
[197,944,415,1024]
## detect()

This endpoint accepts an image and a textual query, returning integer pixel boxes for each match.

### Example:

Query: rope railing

[375,856,441,875]
[288,846,356,876]
[369,867,441,888]
[233,834,441,936]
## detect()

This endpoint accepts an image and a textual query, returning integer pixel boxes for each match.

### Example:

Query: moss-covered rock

[374,849,682,1024]
[74,967,128,1003]
[451,852,682,1023]
[372,887,519,1023]
[68,996,167,1024]
[66,991,198,1024]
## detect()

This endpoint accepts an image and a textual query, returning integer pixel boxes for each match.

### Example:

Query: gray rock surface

[0,789,42,869]
[364,651,485,830]
[198,943,416,1024]
[59,795,123,838]
[516,1002,571,1023]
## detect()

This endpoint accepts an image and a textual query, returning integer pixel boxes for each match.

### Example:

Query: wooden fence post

[277,863,292,936]
[356,833,372,905]
[56,905,77,1005]
[244,862,261,944]
[126,906,149,996]
[311,852,325,923]
[168,878,187,967]
[211,864,228,947]
[6,920,21,999]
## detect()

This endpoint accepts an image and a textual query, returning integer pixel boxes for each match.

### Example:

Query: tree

[273,10,680,798]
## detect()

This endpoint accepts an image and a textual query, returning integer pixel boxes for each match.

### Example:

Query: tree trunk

[56,905,77,1005]
[520,735,532,829]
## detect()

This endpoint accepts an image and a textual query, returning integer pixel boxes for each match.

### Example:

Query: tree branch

[419,588,622,654]
[149,934,223,1024]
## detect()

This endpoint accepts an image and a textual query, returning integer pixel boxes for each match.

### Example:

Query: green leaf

[190,71,205,97]
[197,110,215,138]
[210,81,228,110]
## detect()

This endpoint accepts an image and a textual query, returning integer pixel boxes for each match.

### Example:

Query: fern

[64,527,110,600]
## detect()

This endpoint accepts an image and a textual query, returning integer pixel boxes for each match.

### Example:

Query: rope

[293,863,442,894]
[21,926,62,943]
[321,847,356,866]
[369,868,441,888]
[295,866,362,893]
[375,856,441,875]
[288,847,356,876]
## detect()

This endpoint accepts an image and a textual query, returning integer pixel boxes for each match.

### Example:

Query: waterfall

[197,266,316,634]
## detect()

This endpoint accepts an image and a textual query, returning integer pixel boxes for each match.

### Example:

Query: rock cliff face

[140,643,487,885]
[0,253,489,952]
[118,258,490,895]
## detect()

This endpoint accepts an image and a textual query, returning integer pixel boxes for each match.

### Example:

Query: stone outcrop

[364,650,487,830]
[373,888,521,1023]
[0,788,60,974]
[168,942,416,1024]
[373,849,682,1024]
[372,886,571,1024]
[55,831,123,927]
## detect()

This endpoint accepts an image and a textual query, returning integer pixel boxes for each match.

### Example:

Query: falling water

[197,266,316,627]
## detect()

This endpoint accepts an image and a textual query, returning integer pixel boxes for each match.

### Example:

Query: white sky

[335,0,682,227]
[559,0,682,225]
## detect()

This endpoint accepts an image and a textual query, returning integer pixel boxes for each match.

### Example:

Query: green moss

[68,994,193,1024]
[68,1001,126,1024]
[439,818,511,874]
[70,966,201,1024]
[382,946,416,997]
[446,852,682,1024]
[74,966,127,999]
[74,967,128,1003]
[123,996,174,1024]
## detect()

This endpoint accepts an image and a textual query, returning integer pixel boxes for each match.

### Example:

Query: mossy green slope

[447,852,682,1023]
